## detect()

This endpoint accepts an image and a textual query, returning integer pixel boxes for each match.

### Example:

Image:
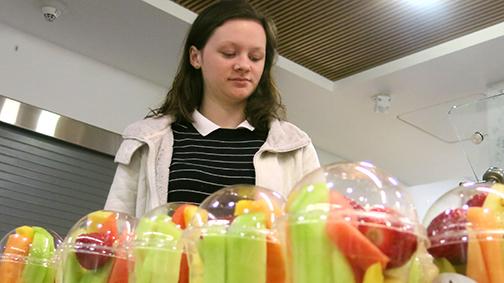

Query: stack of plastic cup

[131,202,200,283]
[279,161,438,283]
[424,181,504,283]
[0,225,62,283]
[56,210,136,283]
[184,184,286,283]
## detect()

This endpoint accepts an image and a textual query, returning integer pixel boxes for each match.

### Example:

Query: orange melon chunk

[467,207,504,283]
[326,220,390,271]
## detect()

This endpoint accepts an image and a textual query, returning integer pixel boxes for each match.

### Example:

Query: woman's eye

[249,54,264,62]
[222,52,236,58]
[250,56,262,62]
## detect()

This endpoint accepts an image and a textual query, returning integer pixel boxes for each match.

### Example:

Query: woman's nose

[233,57,251,72]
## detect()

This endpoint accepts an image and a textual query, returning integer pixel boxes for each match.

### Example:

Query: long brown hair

[150,0,285,132]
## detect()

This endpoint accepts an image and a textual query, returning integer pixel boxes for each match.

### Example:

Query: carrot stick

[107,258,129,283]
[108,231,129,283]
[467,207,504,283]
[0,232,32,283]
[179,253,189,283]
[266,237,286,283]
[466,230,489,283]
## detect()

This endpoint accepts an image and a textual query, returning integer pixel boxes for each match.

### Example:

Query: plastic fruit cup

[131,202,199,283]
[424,181,504,283]
[0,225,62,283]
[278,162,437,283]
[184,185,286,283]
[56,210,136,283]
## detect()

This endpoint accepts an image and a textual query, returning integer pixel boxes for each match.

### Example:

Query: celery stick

[289,210,333,283]
[62,252,84,283]
[79,260,113,283]
[332,244,356,283]
[288,183,329,213]
[150,214,182,283]
[226,212,267,283]
[134,217,156,283]
[22,227,55,283]
[199,225,227,283]
[288,182,332,283]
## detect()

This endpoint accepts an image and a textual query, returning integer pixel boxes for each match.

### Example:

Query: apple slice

[74,232,114,270]
[358,207,417,268]
[427,208,468,264]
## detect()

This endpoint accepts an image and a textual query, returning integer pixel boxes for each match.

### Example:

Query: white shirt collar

[191,110,255,136]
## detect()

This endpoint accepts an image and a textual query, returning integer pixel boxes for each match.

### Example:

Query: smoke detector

[41,6,61,22]
[373,94,392,113]
[39,0,67,22]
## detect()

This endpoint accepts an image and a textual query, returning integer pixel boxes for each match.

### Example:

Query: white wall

[0,22,167,134]
[316,147,346,165]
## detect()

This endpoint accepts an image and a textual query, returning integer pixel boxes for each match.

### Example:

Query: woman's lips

[229,77,251,82]
[229,78,251,87]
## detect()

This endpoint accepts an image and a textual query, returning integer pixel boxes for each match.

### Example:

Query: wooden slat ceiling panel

[174,0,504,81]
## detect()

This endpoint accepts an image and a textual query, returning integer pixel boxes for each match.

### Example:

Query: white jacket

[104,115,320,217]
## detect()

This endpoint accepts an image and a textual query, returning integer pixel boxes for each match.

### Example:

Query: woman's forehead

[207,19,266,48]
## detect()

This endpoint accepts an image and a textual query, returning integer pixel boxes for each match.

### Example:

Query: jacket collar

[122,115,310,152]
[122,115,174,141]
[262,119,311,152]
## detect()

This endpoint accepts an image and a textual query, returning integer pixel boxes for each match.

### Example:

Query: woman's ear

[189,46,202,69]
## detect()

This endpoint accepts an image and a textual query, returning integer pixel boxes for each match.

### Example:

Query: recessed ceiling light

[404,0,441,8]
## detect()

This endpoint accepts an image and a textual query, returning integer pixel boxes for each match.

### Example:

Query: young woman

[105,0,320,217]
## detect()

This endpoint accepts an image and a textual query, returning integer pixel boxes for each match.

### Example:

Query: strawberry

[426,208,468,264]
[172,204,188,228]
[465,192,488,207]
[75,232,114,270]
[346,196,364,210]
[358,207,417,268]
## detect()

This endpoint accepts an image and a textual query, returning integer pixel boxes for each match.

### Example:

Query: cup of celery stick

[131,202,201,283]
[0,225,62,283]
[184,185,286,283]
[280,162,437,283]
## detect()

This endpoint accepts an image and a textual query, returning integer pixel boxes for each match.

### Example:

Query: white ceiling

[0,0,190,86]
[2,0,504,186]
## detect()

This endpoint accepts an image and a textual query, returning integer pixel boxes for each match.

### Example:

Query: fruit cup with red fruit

[56,210,137,283]
[130,202,204,283]
[280,162,438,283]
[424,181,504,283]
[184,185,286,283]
[0,226,63,283]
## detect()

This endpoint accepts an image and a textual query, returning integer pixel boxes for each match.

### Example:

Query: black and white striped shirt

[167,120,267,203]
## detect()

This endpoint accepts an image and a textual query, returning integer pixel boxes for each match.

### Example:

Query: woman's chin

[227,90,253,101]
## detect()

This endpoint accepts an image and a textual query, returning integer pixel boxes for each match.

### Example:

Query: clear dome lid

[58,210,136,273]
[283,162,427,274]
[287,162,421,231]
[423,181,504,265]
[0,226,62,268]
[188,185,285,232]
[184,185,286,283]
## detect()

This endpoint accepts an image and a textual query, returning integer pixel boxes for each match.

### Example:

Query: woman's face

[190,19,267,108]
